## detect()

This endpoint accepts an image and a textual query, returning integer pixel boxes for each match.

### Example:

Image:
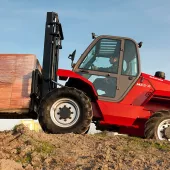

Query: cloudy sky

[0,0,170,130]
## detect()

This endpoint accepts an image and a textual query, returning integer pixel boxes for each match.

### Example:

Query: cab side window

[122,40,139,76]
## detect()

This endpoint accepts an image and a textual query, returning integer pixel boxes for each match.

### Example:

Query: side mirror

[92,32,97,39]
[68,49,76,67]
[138,42,143,48]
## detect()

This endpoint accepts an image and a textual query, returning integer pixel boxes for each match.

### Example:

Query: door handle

[128,76,133,80]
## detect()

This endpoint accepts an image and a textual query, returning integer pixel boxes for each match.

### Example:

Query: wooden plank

[0,99,10,108]
[0,84,12,99]
[0,108,29,113]
[0,54,41,110]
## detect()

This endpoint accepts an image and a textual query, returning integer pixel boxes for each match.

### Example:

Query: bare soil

[0,124,170,170]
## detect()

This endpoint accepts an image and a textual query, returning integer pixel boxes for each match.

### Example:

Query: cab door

[74,36,122,99]
[114,39,141,101]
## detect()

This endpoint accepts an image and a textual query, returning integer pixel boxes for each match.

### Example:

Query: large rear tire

[144,110,170,141]
[38,87,93,134]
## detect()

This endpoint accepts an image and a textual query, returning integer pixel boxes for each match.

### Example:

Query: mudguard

[56,69,98,98]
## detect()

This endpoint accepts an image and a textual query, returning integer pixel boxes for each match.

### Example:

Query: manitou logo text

[136,83,151,88]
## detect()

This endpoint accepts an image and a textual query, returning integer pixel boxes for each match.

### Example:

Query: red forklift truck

[0,12,170,141]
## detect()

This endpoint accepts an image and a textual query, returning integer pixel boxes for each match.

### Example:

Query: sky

[0,0,170,130]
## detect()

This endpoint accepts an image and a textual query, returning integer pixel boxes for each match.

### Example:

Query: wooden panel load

[0,54,41,113]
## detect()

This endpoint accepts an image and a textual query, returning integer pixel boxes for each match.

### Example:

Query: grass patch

[140,141,152,148]
[12,123,27,135]
[16,147,22,154]
[35,141,55,155]
[93,131,108,138]
[12,124,22,133]
[125,136,170,151]
[17,152,32,164]
[153,142,170,151]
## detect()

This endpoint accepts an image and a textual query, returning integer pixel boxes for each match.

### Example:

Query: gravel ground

[0,124,170,170]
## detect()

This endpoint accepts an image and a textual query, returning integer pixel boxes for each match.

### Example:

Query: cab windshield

[79,38,121,74]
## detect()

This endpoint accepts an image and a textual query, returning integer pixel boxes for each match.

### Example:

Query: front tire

[144,110,170,141]
[38,87,93,134]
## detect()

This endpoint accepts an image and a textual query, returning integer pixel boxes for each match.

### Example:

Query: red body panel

[57,69,170,137]
[120,73,170,105]
[120,75,154,105]
[57,69,98,97]
[142,73,170,90]
[97,100,150,126]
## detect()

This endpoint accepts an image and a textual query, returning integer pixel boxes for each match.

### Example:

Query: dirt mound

[0,124,170,170]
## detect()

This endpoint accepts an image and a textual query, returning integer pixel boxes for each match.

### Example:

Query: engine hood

[141,72,170,96]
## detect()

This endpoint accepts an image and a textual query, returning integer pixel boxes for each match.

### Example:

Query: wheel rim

[50,98,80,128]
[157,119,170,140]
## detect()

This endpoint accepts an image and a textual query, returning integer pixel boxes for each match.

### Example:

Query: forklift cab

[73,35,141,101]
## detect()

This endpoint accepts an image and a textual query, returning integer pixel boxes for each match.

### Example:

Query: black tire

[144,110,170,140]
[38,87,93,134]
